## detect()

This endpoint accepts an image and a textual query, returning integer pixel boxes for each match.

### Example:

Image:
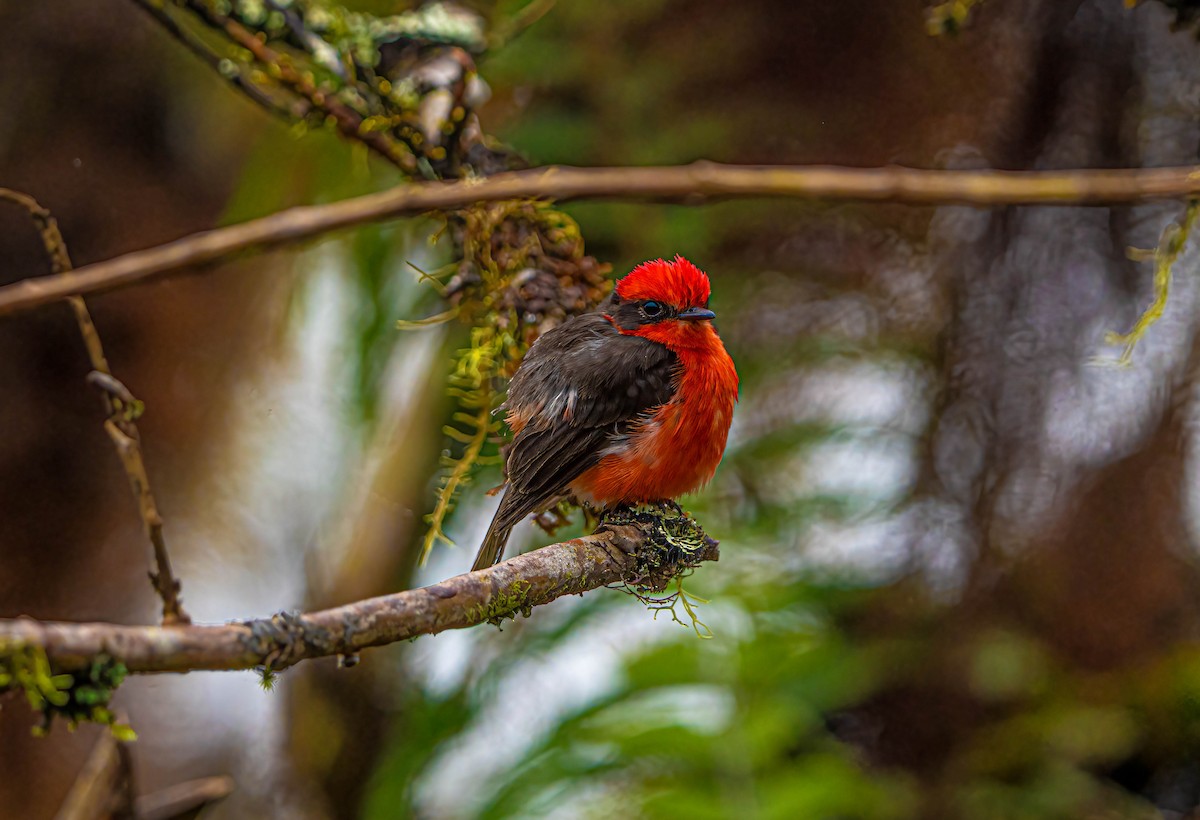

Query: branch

[56,733,234,820]
[0,190,190,624]
[135,776,234,820]
[129,0,307,122]
[54,734,136,820]
[0,525,719,674]
[167,0,416,171]
[3,161,1200,316]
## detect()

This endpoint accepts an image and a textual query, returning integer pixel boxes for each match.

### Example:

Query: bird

[471,255,739,571]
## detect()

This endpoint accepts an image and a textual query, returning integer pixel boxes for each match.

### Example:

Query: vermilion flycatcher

[472,255,739,570]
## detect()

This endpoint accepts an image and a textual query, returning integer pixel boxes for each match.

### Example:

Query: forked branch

[0,190,190,625]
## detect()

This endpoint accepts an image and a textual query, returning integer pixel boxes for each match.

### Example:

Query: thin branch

[54,734,136,820]
[0,190,190,625]
[135,776,235,820]
[128,0,303,122]
[3,161,1200,317]
[55,733,233,820]
[490,0,558,49]
[172,0,416,171]
[0,526,718,674]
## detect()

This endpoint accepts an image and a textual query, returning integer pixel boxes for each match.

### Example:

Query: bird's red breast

[571,296,738,505]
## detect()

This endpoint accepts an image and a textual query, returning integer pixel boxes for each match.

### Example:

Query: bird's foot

[599,500,687,529]
[597,501,717,593]
[597,502,636,527]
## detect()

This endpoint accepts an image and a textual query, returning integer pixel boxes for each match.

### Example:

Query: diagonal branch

[129,0,307,122]
[0,190,190,625]
[0,525,718,674]
[3,161,1200,317]
[163,0,417,171]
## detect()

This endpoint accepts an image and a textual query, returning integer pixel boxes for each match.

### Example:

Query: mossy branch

[0,520,719,676]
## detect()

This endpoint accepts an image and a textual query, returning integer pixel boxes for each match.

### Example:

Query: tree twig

[53,733,136,820]
[3,161,1200,317]
[171,0,416,171]
[55,732,234,820]
[134,776,235,820]
[128,0,307,122]
[0,525,718,674]
[0,190,190,625]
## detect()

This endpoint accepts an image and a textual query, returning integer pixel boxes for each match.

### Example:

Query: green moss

[0,641,135,740]
[469,579,534,626]
[258,666,280,691]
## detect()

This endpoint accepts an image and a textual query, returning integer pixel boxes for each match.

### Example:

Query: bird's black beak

[677,306,716,321]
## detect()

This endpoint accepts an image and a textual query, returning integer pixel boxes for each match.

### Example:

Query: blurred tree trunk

[934,0,1200,667]
[860,0,1200,811]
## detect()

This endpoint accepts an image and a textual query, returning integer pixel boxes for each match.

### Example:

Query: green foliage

[258,666,280,691]
[633,574,714,639]
[361,688,475,819]
[419,322,509,562]
[454,581,919,820]
[0,643,134,740]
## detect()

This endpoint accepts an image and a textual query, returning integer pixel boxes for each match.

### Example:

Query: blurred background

[5,0,1200,817]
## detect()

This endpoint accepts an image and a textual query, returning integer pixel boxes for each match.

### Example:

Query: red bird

[472,255,739,570]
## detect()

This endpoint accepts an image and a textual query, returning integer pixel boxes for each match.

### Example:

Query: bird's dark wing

[472,313,679,570]
[497,312,678,522]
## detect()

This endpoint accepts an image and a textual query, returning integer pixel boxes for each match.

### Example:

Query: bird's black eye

[642,300,664,318]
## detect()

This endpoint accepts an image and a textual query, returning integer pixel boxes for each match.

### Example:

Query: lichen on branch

[137,0,505,175]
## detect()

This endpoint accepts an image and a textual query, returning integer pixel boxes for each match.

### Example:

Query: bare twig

[55,733,233,820]
[490,0,558,49]
[0,526,718,674]
[0,190,190,625]
[4,161,1200,317]
[135,776,235,820]
[54,733,136,820]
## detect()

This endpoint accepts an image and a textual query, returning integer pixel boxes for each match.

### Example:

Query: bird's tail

[472,503,516,572]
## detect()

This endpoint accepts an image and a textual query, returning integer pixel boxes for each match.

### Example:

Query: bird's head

[605,255,720,351]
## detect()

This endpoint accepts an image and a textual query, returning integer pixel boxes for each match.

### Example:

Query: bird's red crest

[616,255,711,308]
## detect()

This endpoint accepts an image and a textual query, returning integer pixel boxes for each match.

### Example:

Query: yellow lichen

[1104,200,1200,366]
[925,0,985,35]
[468,579,534,625]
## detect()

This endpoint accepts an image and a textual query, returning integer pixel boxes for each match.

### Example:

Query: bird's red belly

[570,385,735,506]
